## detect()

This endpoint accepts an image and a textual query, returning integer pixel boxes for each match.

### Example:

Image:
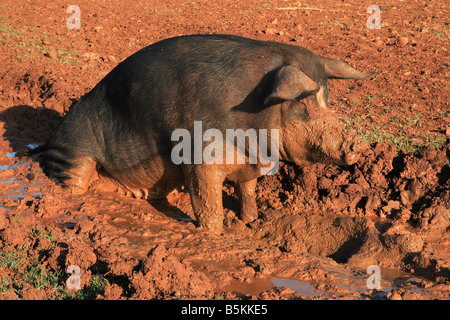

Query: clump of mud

[128,244,214,299]
[0,69,74,114]
[0,211,213,300]
[257,142,449,226]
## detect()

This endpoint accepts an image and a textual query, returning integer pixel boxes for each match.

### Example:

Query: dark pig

[39,34,377,233]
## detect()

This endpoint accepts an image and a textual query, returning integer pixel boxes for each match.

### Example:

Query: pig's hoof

[240,209,258,224]
[196,218,224,235]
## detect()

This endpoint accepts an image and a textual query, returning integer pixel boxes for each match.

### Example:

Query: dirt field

[0,0,449,300]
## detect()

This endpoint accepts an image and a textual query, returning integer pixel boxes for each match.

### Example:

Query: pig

[38,34,377,233]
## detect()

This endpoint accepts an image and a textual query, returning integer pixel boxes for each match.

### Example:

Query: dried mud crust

[0,0,449,300]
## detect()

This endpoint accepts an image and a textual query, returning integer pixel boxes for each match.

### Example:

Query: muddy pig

[38,34,377,233]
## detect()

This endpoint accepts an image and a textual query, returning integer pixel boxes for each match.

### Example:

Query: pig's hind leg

[41,146,98,194]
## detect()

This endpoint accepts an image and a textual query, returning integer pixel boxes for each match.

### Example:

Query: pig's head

[280,106,368,167]
[266,59,377,167]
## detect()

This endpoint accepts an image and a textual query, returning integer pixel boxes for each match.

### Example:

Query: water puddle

[328,267,429,297]
[222,266,432,299]
[223,278,275,296]
[0,175,42,200]
[223,277,322,297]
[271,277,322,297]
[0,164,12,170]
[0,176,19,184]
[0,152,44,202]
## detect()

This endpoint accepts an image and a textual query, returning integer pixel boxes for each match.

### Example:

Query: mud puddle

[0,153,44,202]
[271,277,321,297]
[223,276,325,298]
[223,266,440,299]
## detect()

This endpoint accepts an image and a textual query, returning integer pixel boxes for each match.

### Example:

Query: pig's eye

[284,101,309,121]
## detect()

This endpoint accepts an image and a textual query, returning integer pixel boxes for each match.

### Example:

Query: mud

[0,0,449,300]
[254,144,449,274]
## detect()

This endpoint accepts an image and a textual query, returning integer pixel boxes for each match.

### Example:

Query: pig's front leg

[184,165,226,234]
[235,179,258,224]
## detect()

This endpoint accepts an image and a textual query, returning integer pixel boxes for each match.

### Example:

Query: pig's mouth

[308,144,347,166]
[308,140,361,166]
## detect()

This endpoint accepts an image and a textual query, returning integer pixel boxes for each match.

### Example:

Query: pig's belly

[103,155,184,199]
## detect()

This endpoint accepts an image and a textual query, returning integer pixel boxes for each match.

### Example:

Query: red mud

[0,0,449,300]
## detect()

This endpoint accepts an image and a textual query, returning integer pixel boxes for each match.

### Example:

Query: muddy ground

[0,0,449,300]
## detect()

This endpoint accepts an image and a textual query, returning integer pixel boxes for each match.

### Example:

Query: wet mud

[0,0,449,300]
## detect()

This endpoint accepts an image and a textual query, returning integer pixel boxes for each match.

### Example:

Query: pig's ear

[264,65,320,106]
[321,57,378,80]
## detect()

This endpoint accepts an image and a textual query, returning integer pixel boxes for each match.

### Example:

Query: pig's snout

[307,117,368,166]
[341,135,369,165]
